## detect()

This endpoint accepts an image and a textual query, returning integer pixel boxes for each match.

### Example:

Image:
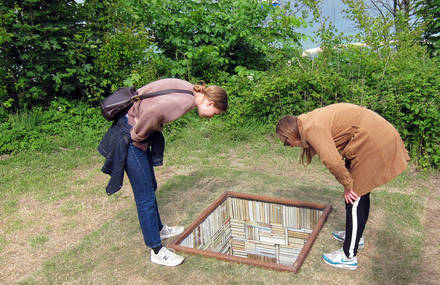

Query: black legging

[343,192,370,258]
[343,158,370,258]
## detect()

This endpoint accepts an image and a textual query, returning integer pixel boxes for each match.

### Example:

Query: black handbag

[100,87,194,121]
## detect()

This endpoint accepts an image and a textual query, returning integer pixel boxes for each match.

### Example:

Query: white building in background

[301,42,369,57]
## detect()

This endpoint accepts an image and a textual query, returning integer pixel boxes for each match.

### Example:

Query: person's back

[298,103,366,136]
[129,78,195,124]
[127,79,196,150]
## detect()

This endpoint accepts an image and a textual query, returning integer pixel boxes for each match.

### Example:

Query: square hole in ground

[170,192,332,272]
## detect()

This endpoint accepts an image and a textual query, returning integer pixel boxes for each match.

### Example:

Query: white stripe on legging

[349,198,360,258]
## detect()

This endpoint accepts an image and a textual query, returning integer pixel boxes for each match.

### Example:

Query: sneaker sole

[151,257,184,267]
[331,233,365,249]
[322,257,357,270]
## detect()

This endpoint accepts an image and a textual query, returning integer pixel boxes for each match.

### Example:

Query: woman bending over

[276,103,409,270]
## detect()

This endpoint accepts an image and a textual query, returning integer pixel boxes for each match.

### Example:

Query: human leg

[323,193,370,270]
[126,144,184,266]
[343,193,370,258]
[145,149,164,232]
[143,147,184,239]
[332,159,366,248]
[126,144,162,249]
[332,231,364,248]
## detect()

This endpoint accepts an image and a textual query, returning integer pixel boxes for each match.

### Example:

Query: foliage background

[0,0,439,168]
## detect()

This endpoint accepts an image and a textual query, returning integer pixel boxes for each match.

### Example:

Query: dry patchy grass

[0,163,134,284]
[1,134,438,285]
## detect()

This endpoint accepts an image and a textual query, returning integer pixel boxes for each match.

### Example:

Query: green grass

[29,235,49,248]
[0,146,102,201]
[1,117,437,284]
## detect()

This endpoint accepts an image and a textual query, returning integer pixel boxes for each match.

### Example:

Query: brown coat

[297,103,410,196]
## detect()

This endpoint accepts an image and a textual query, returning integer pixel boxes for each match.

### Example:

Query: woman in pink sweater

[276,103,409,270]
[125,78,227,267]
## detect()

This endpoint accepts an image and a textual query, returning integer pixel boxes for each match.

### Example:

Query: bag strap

[132,89,193,102]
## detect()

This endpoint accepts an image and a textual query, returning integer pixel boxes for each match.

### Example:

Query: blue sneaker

[322,248,358,270]
[332,230,364,249]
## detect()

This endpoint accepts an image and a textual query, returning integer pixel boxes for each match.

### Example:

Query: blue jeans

[126,140,163,249]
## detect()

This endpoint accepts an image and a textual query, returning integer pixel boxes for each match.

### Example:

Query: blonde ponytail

[193,81,206,93]
[193,81,228,112]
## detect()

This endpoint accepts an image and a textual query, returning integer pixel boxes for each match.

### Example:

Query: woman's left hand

[344,188,359,205]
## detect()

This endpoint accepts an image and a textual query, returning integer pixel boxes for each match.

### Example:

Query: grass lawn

[1,117,439,284]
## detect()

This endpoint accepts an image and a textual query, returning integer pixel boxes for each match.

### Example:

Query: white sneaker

[160,224,184,240]
[322,248,358,270]
[151,247,184,266]
[332,230,365,248]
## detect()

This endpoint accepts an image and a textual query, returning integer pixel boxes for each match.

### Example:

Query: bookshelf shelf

[169,191,332,272]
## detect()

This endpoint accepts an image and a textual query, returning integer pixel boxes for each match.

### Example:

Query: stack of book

[181,196,323,266]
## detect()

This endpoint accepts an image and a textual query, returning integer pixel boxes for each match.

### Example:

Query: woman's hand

[344,188,359,205]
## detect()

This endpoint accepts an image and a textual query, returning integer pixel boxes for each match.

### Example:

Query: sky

[282,0,358,49]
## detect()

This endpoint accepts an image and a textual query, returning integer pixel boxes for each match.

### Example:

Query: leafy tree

[348,0,417,29]
[78,0,157,98]
[0,0,83,110]
[0,0,156,109]
[131,0,310,81]
[416,0,440,55]
[341,0,440,55]
[367,1,414,18]
[341,0,424,51]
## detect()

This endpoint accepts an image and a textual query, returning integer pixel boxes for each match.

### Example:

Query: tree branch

[369,0,387,20]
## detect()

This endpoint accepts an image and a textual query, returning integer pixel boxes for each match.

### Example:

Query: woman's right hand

[344,188,359,205]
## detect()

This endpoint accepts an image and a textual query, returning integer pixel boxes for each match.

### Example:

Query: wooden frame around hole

[169,191,332,272]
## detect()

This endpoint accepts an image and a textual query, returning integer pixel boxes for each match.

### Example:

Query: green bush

[0,100,206,155]
[0,0,85,109]
[0,99,109,154]
[135,0,309,81]
[93,25,160,96]
[223,44,440,168]
[1,0,439,169]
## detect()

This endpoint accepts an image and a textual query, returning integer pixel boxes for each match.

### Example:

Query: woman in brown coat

[276,103,409,270]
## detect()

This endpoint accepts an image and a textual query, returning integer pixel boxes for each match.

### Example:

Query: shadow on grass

[17,165,425,284]
[369,191,423,284]
[371,228,422,284]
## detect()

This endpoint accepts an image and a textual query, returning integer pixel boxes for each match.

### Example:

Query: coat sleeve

[304,126,354,190]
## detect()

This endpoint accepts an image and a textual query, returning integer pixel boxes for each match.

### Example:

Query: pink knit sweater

[127,78,195,151]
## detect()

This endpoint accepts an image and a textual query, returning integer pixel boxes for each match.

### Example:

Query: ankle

[152,245,163,254]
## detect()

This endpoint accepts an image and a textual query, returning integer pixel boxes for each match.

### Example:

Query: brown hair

[276,115,313,165]
[194,81,228,112]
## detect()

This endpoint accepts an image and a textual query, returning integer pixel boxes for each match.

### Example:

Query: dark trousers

[343,159,370,258]
[343,191,370,258]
